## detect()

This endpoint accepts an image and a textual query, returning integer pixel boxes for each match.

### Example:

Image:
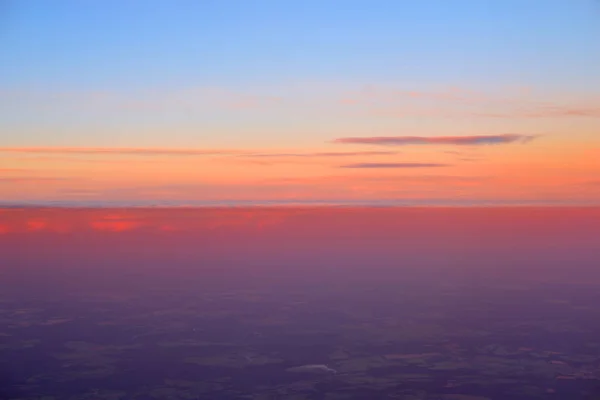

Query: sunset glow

[1,1,599,206]
[3,3,600,398]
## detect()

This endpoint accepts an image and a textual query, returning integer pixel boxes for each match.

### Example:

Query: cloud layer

[0,147,236,156]
[340,163,450,169]
[0,177,69,183]
[0,148,398,160]
[334,134,536,146]
[243,151,398,158]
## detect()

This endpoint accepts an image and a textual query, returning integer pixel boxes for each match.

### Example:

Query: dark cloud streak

[334,134,536,146]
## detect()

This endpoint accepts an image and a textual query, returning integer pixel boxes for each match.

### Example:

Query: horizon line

[1,200,599,209]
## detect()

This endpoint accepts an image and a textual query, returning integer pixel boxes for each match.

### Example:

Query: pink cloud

[478,105,600,118]
[90,220,141,232]
[27,220,48,231]
[338,85,600,119]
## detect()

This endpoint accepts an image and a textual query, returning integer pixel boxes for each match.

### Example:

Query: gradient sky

[1,0,599,205]
[3,207,600,285]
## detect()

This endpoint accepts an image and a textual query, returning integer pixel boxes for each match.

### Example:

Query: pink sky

[2,207,600,285]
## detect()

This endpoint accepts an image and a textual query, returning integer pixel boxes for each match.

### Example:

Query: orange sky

[1,130,599,205]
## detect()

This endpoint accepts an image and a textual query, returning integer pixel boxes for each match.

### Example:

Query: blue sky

[2,0,599,92]
[1,0,599,148]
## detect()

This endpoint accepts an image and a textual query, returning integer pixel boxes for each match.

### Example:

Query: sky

[1,0,599,205]
[3,207,600,286]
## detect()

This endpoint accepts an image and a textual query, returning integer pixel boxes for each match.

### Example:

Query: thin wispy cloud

[6,86,598,120]
[340,163,450,169]
[0,147,240,156]
[339,86,490,105]
[0,168,27,173]
[265,174,488,185]
[0,148,400,163]
[243,151,398,158]
[5,156,160,164]
[0,177,69,183]
[478,106,600,118]
[334,134,536,146]
[338,85,600,119]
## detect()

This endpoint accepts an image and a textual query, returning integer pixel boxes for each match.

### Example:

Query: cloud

[0,147,237,156]
[27,220,48,231]
[340,163,450,168]
[0,148,396,160]
[265,174,488,185]
[6,86,598,121]
[243,151,398,158]
[6,156,161,164]
[334,134,536,146]
[338,85,600,119]
[477,106,600,118]
[0,148,399,167]
[0,168,27,173]
[232,150,401,166]
[0,177,69,183]
[339,86,490,105]
[90,220,142,232]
